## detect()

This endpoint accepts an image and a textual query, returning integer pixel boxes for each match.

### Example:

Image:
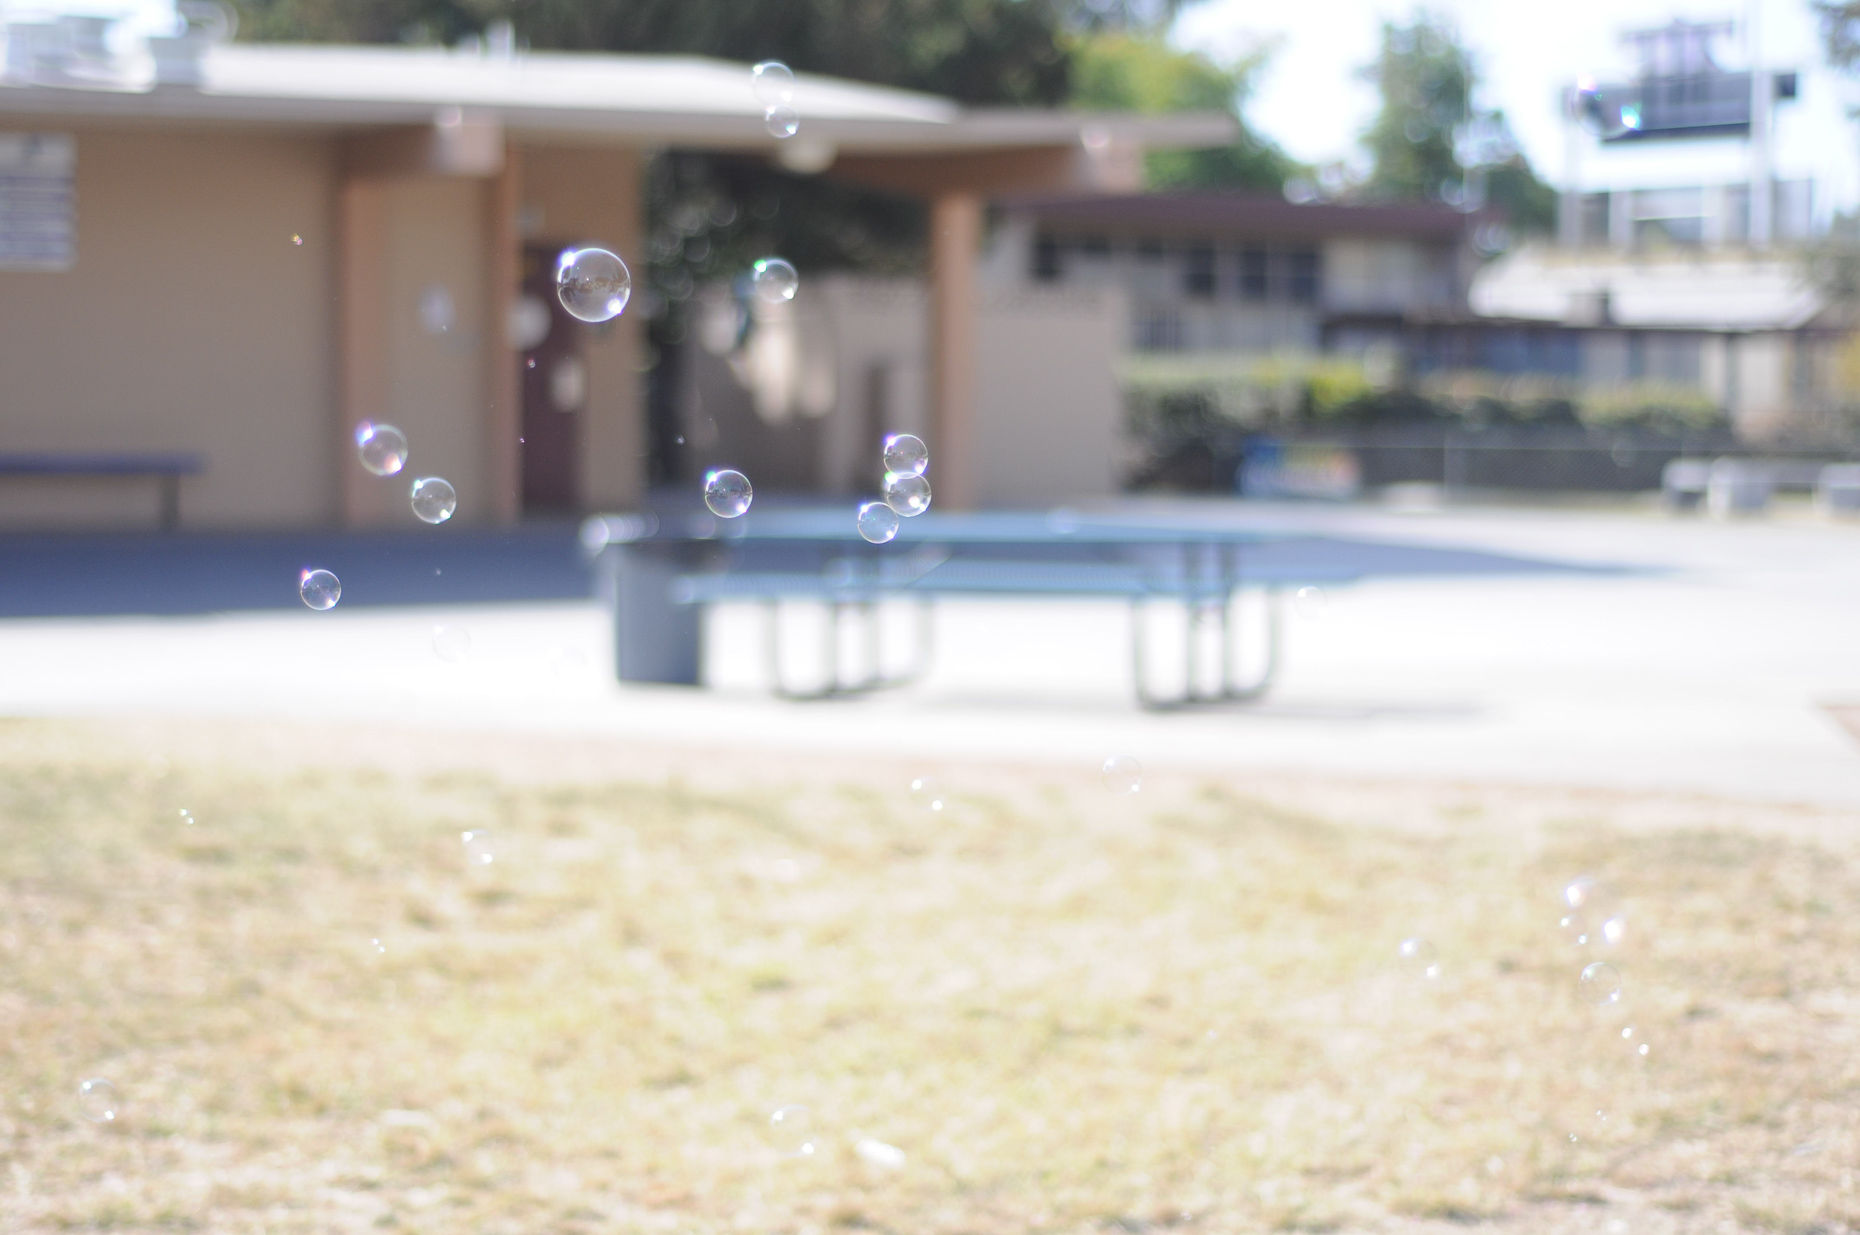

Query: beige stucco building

[0,24,1228,529]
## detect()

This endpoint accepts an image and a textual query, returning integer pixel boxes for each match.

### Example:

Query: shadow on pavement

[0,524,589,618]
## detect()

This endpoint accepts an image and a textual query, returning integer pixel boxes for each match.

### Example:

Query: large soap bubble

[751,61,795,108]
[410,477,457,524]
[555,247,633,323]
[703,469,753,518]
[750,257,799,304]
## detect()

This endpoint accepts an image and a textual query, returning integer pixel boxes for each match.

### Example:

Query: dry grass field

[3,719,1860,1234]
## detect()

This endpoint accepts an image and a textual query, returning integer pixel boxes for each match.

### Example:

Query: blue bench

[583,510,1355,710]
[0,452,204,531]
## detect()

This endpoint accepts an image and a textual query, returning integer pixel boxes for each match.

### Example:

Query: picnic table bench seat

[0,452,204,531]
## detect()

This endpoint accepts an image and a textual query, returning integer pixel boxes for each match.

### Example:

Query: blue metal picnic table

[581,507,1355,710]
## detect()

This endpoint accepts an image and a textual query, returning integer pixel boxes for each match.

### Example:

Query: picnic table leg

[158,474,181,532]
[764,598,843,700]
[860,600,881,690]
[1221,586,1280,701]
[1130,597,1188,711]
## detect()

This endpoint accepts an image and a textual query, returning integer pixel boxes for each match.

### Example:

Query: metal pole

[1748,0,1772,249]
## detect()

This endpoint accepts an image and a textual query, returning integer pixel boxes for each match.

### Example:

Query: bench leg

[1130,588,1280,711]
[1219,587,1279,701]
[158,475,181,532]
[763,597,936,701]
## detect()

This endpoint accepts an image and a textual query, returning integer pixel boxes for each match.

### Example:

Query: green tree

[1357,13,1556,233]
[1359,15,1467,202]
[1069,33,1299,191]
[234,0,1077,104]
[1816,1,1860,70]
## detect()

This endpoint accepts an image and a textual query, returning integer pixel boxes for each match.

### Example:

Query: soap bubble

[1562,875,1598,910]
[177,808,195,826]
[1101,754,1142,794]
[355,422,408,476]
[555,246,632,323]
[432,624,472,662]
[704,468,753,518]
[882,471,932,517]
[410,476,457,524]
[1559,875,1624,948]
[370,937,387,955]
[751,61,796,107]
[299,569,341,610]
[855,1137,906,1170]
[77,1078,118,1123]
[750,257,799,303]
[461,830,495,867]
[1579,961,1622,1005]
[909,775,945,812]
[1397,937,1440,980]
[764,105,799,139]
[882,433,929,476]
[1293,586,1328,619]
[766,1104,816,1156]
[1573,79,1642,140]
[856,501,899,544]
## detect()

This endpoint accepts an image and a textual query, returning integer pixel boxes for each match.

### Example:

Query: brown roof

[1003,192,1476,240]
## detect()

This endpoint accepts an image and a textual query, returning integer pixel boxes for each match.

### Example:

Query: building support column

[929,191,982,510]
[336,177,387,528]
[485,145,522,525]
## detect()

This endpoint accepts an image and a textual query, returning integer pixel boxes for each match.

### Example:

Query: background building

[0,10,1227,528]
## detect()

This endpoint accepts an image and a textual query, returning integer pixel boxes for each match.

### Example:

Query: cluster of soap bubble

[856,433,932,544]
[1560,875,1643,1051]
[689,259,805,518]
[764,1103,906,1171]
[305,236,639,607]
[304,419,472,608]
[752,61,798,140]
[1390,865,1649,1144]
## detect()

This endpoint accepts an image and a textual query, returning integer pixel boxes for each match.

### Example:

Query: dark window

[1079,234,1111,257]
[1033,233,1061,282]
[1135,237,1165,261]
[1183,243,1216,298]
[1239,248,1269,300]
[1288,250,1321,304]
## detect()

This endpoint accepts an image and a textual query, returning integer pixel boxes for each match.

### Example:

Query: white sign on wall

[0,133,75,271]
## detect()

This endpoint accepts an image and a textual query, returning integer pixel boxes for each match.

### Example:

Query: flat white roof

[1471,245,1823,331]
[0,43,1237,153]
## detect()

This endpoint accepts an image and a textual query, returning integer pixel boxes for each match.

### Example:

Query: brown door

[519,244,584,514]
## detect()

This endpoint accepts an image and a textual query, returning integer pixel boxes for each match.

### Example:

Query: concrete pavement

[1,498,1858,806]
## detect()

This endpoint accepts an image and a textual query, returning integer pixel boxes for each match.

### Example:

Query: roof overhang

[1002,192,1477,241]
[0,44,1237,160]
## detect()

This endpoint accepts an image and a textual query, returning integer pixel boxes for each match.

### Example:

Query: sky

[1172,0,1860,213]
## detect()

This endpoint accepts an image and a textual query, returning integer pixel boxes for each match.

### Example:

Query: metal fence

[1131,426,1860,497]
